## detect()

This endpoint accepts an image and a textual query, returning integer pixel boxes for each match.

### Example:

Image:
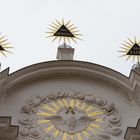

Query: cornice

[0,60,139,103]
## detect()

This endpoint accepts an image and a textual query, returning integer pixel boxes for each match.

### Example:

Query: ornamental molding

[18,90,122,140]
[0,60,139,104]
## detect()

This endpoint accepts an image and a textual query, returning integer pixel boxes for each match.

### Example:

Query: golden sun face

[46,19,82,44]
[0,34,12,57]
[37,98,104,140]
[119,37,140,62]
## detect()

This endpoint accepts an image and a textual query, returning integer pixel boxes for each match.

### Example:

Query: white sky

[0,0,140,76]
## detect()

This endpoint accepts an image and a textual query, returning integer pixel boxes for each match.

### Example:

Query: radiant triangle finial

[46,19,82,45]
[0,33,12,57]
[0,33,12,70]
[119,37,140,63]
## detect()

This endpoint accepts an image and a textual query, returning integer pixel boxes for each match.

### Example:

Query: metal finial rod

[0,63,1,72]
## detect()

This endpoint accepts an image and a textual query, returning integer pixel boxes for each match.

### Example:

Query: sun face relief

[37,98,104,140]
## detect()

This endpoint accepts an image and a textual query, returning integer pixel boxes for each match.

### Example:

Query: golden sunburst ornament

[37,98,104,140]
[0,33,12,57]
[119,37,140,62]
[46,19,82,44]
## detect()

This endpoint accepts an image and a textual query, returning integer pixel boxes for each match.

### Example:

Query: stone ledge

[125,119,140,140]
[0,116,19,140]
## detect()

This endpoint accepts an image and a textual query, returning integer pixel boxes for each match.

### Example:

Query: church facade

[0,47,140,140]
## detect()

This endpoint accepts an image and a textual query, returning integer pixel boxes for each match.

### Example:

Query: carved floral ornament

[18,90,122,140]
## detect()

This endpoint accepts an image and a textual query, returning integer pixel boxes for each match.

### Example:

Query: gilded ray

[88,111,103,116]
[57,100,64,107]
[51,102,60,110]
[120,46,130,50]
[87,126,96,134]
[127,38,134,45]
[67,23,75,29]
[69,26,77,31]
[76,100,81,108]
[52,36,58,42]
[134,36,137,43]
[67,37,71,44]
[85,106,94,112]
[73,33,82,36]
[47,28,56,32]
[42,105,57,113]
[46,31,55,34]
[52,21,60,28]
[1,51,6,57]
[62,18,64,25]
[138,41,140,45]
[49,24,58,30]
[55,19,61,26]
[65,20,71,26]
[4,49,13,54]
[37,111,52,116]
[118,50,128,53]
[124,40,133,47]
[54,130,60,137]
[46,35,54,38]
[119,54,127,57]
[126,55,131,61]
[70,37,77,44]
[77,133,83,140]
[72,30,80,33]
[121,43,131,48]
[90,124,101,129]
[70,99,75,108]
[62,98,68,107]
[62,132,67,140]
[44,125,54,133]
[75,36,82,41]
[82,131,90,138]
[1,43,11,46]
[59,36,62,43]
[0,39,8,44]
[66,98,70,107]
[95,118,103,123]
[122,43,131,51]
[37,119,50,124]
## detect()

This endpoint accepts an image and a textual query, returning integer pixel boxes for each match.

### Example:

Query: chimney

[56,44,74,60]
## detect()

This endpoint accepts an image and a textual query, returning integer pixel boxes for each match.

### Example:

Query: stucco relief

[18,90,122,140]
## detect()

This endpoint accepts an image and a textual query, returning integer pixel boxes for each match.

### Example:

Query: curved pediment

[0,60,139,102]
